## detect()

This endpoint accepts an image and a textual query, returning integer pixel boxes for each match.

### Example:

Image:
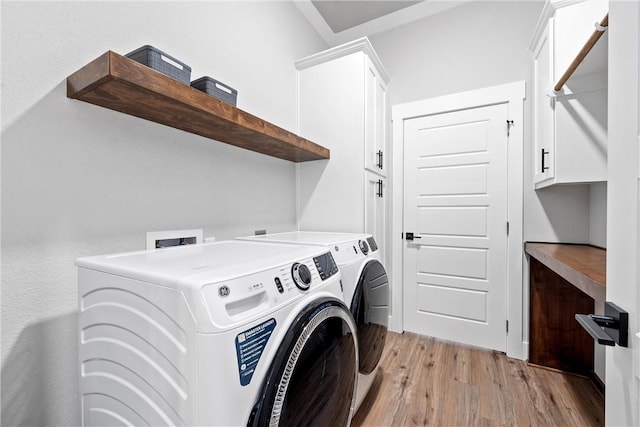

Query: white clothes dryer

[76,240,358,427]
[237,231,389,411]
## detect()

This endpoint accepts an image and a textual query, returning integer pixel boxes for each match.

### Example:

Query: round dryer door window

[351,259,389,374]
[249,298,358,427]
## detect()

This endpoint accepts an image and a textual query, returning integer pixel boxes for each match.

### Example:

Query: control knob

[359,240,369,255]
[291,263,312,291]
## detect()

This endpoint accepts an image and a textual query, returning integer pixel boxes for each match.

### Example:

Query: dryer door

[248,298,358,427]
[351,259,389,374]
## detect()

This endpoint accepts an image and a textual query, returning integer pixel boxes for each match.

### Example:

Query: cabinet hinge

[506,120,514,137]
[506,320,509,333]
[506,221,510,236]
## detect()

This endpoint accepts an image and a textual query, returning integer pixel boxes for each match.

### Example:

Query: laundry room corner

[4,0,632,424]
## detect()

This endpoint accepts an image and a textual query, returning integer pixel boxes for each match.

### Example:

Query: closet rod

[554,13,608,92]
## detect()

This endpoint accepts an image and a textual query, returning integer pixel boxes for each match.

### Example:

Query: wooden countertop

[525,242,606,302]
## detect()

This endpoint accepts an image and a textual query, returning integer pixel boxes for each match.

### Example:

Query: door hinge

[506,320,509,333]
[506,120,514,137]
[506,221,510,236]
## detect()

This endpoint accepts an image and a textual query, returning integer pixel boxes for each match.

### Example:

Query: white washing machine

[76,240,358,427]
[237,231,389,411]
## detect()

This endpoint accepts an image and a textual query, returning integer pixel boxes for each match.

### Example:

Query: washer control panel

[202,250,341,327]
[291,263,312,290]
[313,252,339,280]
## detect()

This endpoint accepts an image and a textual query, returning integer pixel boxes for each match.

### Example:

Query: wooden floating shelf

[67,51,330,162]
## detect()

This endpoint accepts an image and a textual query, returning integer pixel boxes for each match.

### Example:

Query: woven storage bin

[190,77,238,106]
[125,45,191,85]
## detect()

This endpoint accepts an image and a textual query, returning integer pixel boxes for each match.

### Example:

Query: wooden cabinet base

[529,257,595,374]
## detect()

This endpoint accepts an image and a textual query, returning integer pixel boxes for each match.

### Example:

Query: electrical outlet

[146,229,203,250]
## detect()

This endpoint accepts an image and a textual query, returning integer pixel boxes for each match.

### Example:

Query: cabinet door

[532,19,555,185]
[364,57,387,177]
[365,171,386,260]
[297,54,366,232]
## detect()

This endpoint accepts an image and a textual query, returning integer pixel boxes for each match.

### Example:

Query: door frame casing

[605,1,640,424]
[390,81,526,360]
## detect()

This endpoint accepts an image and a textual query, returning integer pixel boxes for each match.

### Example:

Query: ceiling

[294,0,472,46]
[310,1,422,33]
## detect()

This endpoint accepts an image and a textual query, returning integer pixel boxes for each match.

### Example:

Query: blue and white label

[235,318,276,386]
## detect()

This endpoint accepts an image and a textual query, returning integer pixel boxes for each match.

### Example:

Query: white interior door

[403,103,509,352]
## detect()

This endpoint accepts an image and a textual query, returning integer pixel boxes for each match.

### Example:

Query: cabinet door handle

[376,150,383,169]
[376,179,383,197]
[541,149,550,173]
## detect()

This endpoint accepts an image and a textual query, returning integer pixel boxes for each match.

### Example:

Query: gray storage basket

[126,45,191,85]
[190,77,238,106]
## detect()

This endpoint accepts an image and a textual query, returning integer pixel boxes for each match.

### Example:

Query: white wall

[370,1,539,105]
[0,2,327,425]
[589,182,607,247]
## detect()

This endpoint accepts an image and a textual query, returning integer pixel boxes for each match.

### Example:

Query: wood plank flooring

[352,332,604,427]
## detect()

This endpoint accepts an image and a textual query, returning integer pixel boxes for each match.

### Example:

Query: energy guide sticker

[235,318,276,386]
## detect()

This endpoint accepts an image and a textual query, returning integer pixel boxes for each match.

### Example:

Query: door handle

[575,314,616,346]
[575,301,628,347]
[405,232,421,241]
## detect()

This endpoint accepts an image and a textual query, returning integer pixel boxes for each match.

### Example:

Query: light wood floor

[352,332,604,427]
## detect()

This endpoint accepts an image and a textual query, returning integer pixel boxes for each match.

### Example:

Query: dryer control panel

[366,236,378,252]
[328,239,377,265]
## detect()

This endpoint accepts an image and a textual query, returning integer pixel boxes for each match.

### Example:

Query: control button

[274,277,284,293]
[359,240,369,255]
[291,263,312,291]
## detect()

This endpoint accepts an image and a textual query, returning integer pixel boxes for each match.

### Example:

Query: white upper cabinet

[530,0,608,189]
[364,56,388,176]
[295,38,390,256]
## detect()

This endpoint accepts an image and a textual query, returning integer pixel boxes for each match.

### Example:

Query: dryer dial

[291,263,312,291]
[359,240,369,255]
